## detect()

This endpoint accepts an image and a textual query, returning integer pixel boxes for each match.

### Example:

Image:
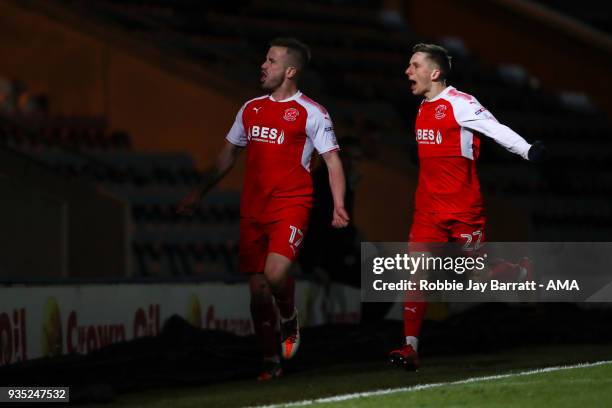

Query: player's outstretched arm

[322,150,350,228]
[451,96,550,161]
[176,141,243,216]
[469,118,547,162]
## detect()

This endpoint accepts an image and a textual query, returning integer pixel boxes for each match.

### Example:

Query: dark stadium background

[0,0,611,405]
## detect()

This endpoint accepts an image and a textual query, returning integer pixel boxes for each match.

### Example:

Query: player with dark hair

[178,38,349,380]
[269,37,311,74]
[389,43,546,370]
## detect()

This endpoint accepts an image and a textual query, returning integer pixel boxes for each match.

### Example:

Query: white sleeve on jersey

[306,109,339,154]
[453,97,531,160]
[225,104,247,147]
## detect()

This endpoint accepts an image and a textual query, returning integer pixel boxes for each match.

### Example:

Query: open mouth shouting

[408,79,417,91]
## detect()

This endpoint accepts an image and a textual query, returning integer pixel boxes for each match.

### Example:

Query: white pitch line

[248,360,612,408]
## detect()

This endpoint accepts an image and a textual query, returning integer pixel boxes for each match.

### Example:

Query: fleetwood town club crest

[435,104,447,120]
[283,108,299,122]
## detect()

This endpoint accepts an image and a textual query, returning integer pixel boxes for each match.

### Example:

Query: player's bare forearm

[322,150,346,209]
[177,141,242,215]
[322,150,350,228]
[201,141,242,193]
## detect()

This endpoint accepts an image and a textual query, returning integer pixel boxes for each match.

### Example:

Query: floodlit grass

[85,345,612,408]
[322,362,612,407]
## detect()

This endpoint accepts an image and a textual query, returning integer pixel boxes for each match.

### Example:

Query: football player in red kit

[389,43,546,370]
[178,38,349,380]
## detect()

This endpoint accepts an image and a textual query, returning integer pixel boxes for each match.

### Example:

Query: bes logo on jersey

[248,126,285,144]
[416,129,443,145]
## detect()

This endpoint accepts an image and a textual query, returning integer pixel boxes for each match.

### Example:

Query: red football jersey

[226,91,338,221]
[414,86,531,213]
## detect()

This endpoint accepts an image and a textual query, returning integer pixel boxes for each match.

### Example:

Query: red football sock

[403,289,427,338]
[250,299,278,359]
[274,275,296,320]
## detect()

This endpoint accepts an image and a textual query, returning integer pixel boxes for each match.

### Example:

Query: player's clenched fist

[332,206,350,228]
[176,188,203,216]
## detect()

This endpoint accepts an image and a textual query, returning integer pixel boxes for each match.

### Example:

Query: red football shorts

[239,206,310,274]
[408,211,486,254]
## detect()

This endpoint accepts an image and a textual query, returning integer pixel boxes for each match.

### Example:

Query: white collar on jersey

[426,86,454,102]
[269,90,302,103]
